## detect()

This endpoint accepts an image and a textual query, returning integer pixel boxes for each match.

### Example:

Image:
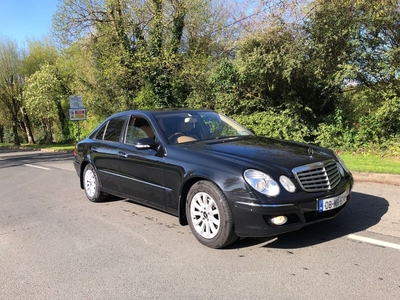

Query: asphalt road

[0,149,399,299]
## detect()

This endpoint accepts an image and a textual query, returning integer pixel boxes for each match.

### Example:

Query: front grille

[292,160,341,192]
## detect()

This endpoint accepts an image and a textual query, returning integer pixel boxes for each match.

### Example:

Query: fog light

[269,216,288,226]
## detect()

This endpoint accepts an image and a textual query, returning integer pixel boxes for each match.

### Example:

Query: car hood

[184,136,334,175]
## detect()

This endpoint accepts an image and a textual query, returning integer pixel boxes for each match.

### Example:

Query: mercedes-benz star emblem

[308,147,314,157]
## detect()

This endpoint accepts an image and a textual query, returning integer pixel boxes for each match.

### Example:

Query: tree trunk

[12,118,20,146]
[0,124,4,143]
[55,99,69,142]
[20,106,35,144]
[44,120,53,144]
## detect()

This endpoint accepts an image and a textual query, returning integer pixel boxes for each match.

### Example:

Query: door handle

[118,151,128,158]
[90,146,98,153]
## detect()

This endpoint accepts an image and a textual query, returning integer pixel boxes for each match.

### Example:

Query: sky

[0,0,58,45]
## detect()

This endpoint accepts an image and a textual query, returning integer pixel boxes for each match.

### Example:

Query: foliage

[23,64,68,143]
[0,38,24,145]
[234,106,311,142]
[21,41,59,76]
[305,0,400,149]
[52,0,231,112]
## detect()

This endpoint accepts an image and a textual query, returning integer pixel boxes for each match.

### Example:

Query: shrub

[233,108,311,142]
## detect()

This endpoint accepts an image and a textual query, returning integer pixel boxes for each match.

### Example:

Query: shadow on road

[94,189,388,250]
[230,191,388,249]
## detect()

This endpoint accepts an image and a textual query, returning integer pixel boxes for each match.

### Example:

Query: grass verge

[0,143,75,152]
[340,152,400,175]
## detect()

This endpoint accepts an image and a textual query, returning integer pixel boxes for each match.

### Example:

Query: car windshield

[155,111,254,144]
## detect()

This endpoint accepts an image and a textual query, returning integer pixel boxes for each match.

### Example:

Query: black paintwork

[73,109,354,238]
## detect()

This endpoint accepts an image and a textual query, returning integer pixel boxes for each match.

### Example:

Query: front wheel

[186,181,238,249]
[83,164,107,202]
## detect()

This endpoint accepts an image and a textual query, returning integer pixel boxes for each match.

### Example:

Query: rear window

[97,116,127,142]
[94,124,107,140]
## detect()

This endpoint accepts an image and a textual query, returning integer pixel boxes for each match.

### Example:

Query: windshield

[155,111,254,144]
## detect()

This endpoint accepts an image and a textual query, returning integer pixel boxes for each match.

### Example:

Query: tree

[301,0,360,120]
[23,64,67,143]
[53,0,243,112]
[20,40,63,144]
[299,0,400,147]
[22,41,60,76]
[0,101,8,143]
[0,38,24,145]
[53,0,143,116]
[350,0,400,138]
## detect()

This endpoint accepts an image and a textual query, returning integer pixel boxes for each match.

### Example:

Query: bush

[314,108,398,151]
[233,107,311,142]
[315,122,356,150]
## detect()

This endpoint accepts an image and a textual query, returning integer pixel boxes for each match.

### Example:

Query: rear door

[90,115,128,193]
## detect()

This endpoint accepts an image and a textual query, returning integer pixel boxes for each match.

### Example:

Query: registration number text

[318,189,349,212]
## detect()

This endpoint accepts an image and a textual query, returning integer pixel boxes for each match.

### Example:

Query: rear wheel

[186,181,238,248]
[83,164,107,202]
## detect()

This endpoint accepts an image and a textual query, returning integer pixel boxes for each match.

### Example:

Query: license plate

[318,189,349,212]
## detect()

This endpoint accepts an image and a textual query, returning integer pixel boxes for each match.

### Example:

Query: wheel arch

[178,176,221,226]
[79,160,91,189]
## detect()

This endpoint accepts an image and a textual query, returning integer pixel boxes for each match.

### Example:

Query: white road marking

[348,234,400,250]
[24,164,51,171]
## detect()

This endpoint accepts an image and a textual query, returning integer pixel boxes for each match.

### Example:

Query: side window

[94,123,107,140]
[103,116,127,142]
[125,116,155,145]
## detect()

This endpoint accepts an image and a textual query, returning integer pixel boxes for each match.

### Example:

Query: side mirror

[135,138,158,150]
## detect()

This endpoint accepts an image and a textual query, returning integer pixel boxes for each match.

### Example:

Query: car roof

[110,108,215,118]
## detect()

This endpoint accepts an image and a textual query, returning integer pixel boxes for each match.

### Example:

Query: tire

[83,164,107,202]
[186,181,238,249]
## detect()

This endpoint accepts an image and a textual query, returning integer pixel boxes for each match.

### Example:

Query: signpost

[69,108,86,121]
[69,96,86,140]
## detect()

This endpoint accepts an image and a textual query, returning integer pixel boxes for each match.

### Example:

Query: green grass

[340,152,400,175]
[0,142,75,152]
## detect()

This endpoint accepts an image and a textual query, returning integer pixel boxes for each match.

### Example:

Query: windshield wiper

[202,136,239,143]
[215,136,237,140]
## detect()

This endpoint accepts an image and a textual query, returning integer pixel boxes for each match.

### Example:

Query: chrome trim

[292,159,341,192]
[235,201,295,208]
[99,169,173,192]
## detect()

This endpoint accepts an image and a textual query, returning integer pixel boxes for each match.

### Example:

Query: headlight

[334,152,350,175]
[279,175,296,193]
[244,169,280,197]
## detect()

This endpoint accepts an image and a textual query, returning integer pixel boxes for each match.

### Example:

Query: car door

[90,115,128,193]
[117,115,167,210]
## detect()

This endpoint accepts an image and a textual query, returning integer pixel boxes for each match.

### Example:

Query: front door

[117,115,166,210]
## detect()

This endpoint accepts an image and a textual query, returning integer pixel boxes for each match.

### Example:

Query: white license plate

[318,189,349,212]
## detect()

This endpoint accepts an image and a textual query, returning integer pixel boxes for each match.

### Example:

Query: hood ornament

[308,147,314,157]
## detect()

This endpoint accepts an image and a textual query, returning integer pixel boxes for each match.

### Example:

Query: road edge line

[348,234,400,250]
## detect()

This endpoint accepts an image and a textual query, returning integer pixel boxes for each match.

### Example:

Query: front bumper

[229,177,353,238]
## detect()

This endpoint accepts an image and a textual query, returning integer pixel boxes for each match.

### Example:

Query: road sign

[69,108,86,121]
[69,96,83,108]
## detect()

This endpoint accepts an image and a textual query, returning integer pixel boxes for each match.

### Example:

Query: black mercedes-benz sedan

[73,109,353,248]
